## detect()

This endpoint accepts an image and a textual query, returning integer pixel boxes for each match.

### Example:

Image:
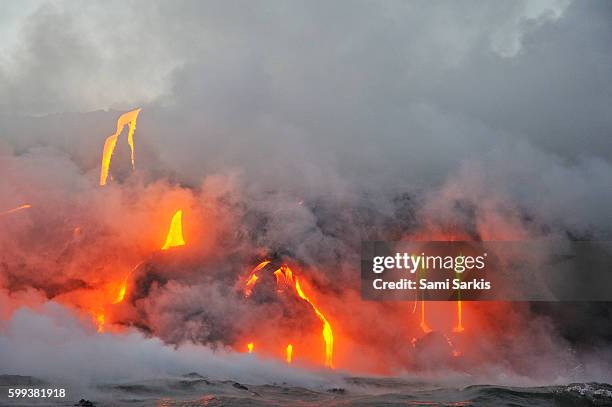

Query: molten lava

[294,277,334,368]
[95,310,105,333]
[453,300,465,333]
[286,344,293,364]
[243,260,270,297]
[274,265,294,289]
[161,210,185,250]
[0,204,31,216]
[245,274,258,293]
[240,263,335,368]
[420,300,432,334]
[244,261,268,296]
[113,274,129,304]
[247,342,254,353]
[99,108,141,186]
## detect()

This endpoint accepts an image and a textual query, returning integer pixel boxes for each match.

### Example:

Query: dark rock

[327,387,346,394]
[232,382,249,391]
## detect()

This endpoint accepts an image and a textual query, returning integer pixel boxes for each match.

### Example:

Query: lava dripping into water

[161,210,185,250]
[99,108,141,186]
[294,277,334,368]
[286,344,293,364]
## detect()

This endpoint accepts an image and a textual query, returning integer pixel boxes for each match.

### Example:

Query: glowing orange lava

[243,260,270,297]
[420,300,432,334]
[99,108,141,186]
[453,300,465,333]
[294,277,334,368]
[247,342,254,353]
[0,204,31,216]
[240,262,335,368]
[245,274,258,292]
[161,210,185,250]
[113,274,130,304]
[286,344,293,364]
[95,310,105,333]
[274,265,294,289]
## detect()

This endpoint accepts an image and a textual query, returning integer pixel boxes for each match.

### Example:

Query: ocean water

[2,374,612,407]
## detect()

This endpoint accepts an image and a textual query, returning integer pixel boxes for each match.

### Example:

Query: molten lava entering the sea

[99,108,141,186]
[294,277,334,368]
[1,108,480,375]
[286,344,293,364]
[240,262,334,368]
[161,210,186,250]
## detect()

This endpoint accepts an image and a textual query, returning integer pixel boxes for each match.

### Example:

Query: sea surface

[1,374,611,406]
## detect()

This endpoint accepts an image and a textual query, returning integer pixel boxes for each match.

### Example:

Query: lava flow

[241,263,334,368]
[453,300,464,333]
[0,204,31,216]
[420,300,432,334]
[161,210,186,250]
[99,108,141,186]
[0,109,520,374]
[244,260,271,297]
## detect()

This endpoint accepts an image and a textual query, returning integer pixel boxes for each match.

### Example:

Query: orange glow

[95,310,105,333]
[420,300,432,333]
[252,260,271,273]
[286,344,293,364]
[245,274,258,290]
[0,204,31,216]
[453,300,465,333]
[274,265,294,288]
[443,333,461,357]
[161,210,185,250]
[113,275,129,304]
[241,262,335,368]
[112,262,142,305]
[99,108,141,186]
[294,277,334,368]
[243,260,270,297]
[99,134,119,186]
[247,342,254,353]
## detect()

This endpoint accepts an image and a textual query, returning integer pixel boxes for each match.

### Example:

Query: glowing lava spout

[161,210,185,250]
[295,277,334,368]
[0,204,31,216]
[99,108,141,186]
[420,300,432,334]
[113,274,130,304]
[286,344,293,364]
[453,300,465,333]
[243,260,270,297]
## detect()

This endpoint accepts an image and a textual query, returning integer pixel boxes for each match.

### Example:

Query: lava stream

[294,277,334,368]
[0,204,31,216]
[99,108,141,186]
[161,210,185,250]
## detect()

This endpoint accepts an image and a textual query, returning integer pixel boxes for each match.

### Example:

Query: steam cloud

[1,0,612,386]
